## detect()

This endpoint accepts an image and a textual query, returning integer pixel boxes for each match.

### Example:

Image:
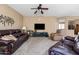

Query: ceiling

[8,4,79,16]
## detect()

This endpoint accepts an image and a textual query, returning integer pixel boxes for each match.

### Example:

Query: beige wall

[0,5,23,30]
[23,16,58,34]
[74,19,79,25]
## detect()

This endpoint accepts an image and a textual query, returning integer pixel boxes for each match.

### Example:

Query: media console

[32,32,49,37]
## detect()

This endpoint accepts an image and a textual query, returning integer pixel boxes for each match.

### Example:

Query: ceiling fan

[31,4,48,14]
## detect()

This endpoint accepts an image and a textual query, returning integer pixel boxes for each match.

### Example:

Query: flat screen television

[34,24,45,30]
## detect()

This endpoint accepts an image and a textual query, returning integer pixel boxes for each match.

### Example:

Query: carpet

[13,37,58,55]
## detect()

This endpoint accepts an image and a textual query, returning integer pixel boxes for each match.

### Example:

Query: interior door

[75,24,79,35]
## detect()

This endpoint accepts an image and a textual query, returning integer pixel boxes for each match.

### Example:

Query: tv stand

[32,32,49,37]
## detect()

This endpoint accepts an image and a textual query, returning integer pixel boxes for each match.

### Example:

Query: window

[58,23,65,29]
[58,19,65,29]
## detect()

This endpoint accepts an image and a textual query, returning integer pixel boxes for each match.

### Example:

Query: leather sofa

[48,36,79,55]
[0,29,29,55]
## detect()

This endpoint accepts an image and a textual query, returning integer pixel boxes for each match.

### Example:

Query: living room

[0,4,78,36]
[1,4,79,55]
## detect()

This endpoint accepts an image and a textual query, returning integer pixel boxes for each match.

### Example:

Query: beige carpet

[13,37,58,55]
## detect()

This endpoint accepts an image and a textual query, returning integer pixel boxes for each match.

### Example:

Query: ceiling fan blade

[34,10,37,14]
[31,8,37,9]
[41,8,48,10]
[41,10,44,14]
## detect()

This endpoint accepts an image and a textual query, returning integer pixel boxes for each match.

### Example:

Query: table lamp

[22,26,26,33]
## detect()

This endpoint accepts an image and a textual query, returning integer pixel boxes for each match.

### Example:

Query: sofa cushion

[62,37,75,47]
[18,35,25,40]
[65,36,75,42]
[10,30,16,34]
[16,30,21,33]
[50,45,77,55]
[12,33,24,38]
[0,30,10,36]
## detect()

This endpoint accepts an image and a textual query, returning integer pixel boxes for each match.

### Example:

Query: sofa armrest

[0,39,15,54]
[65,36,75,42]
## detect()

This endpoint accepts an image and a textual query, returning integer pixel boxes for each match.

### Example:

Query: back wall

[23,16,58,34]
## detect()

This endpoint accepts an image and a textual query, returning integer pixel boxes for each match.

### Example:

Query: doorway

[75,24,79,35]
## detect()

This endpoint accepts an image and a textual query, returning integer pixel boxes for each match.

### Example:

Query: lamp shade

[22,26,26,30]
[78,32,79,35]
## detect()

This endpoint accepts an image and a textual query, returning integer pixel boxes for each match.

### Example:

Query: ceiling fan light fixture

[31,4,48,14]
